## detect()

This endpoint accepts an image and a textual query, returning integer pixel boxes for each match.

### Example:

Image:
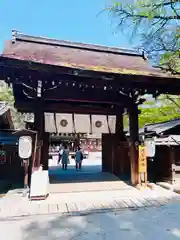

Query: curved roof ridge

[12,30,143,57]
[145,118,180,128]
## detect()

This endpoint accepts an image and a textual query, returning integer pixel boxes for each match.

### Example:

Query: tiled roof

[1,31,172,78]
[140,118,180,135]
[155,135,180,146]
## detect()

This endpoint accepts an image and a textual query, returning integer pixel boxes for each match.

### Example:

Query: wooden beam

[1,57,180,96]
[12,77,130,105]
[43,88,125,104]
[1,56,180,89]
[15,101,122,115]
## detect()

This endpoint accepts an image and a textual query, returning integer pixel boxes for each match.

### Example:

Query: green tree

[107,1,180,127]
[0,81,25,129]
[108,0,180,73]
[0,82,14,103]
[123,95,180,128]
[139,95,180,127]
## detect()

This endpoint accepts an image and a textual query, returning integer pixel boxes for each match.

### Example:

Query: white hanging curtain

[91,115,109,134]
[74,114,91,133]
[44,113,56,133]
[56,113,74,133]
[108,115,116,134]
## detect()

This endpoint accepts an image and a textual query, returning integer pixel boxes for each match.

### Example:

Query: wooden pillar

[129,104,139,185]
[24,160,29,188]
[102,134,113,173]
[115,112,124,139]
[74,134,80,149]
[34,101,44,168]
[41,132,49,170]
[170,146,176,183]
[114,111,125,176]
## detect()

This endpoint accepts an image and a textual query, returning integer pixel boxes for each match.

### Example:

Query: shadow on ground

[49,164,121,184]
[22,212,128,239]
[19,205,180,239]
[0,180,23,197]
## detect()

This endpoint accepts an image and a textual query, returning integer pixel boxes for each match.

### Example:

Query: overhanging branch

[117,8,180,21]
[166,95,180,108]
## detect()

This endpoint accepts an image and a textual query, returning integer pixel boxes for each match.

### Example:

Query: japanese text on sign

[138,145,147,173]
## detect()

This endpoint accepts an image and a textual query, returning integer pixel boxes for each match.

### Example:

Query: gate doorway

[48,152,127,194]
[48,133,131,194]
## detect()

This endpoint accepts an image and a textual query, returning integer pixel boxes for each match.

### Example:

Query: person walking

[61,145,69,170]
[58,144,63,165]
[75,147,83,171]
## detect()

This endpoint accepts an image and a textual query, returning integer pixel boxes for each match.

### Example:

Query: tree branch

[109,1,180,75]
[119,8,180,21]
[170,0,180,17]
[166,95,180,108]
[141,0,179,8]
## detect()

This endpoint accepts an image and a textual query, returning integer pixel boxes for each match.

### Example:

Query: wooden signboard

[30,168,49,200]
[138,145,147,173]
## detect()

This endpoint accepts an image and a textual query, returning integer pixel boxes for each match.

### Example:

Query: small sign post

[138,145,147,186]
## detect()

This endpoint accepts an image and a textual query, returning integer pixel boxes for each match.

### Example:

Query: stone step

[0,196,175,219]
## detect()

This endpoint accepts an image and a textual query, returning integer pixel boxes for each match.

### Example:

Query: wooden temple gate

[0,31,180,186]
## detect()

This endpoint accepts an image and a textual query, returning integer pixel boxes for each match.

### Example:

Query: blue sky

[0,0,139,51]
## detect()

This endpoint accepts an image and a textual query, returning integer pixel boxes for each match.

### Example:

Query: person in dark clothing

[61,145,69,170]
[58,145,63,164]
[75,147,83,171]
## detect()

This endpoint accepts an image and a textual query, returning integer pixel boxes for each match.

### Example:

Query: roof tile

[2,33,171,77]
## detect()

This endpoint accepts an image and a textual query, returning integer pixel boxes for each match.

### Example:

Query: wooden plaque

[138,145,147,173]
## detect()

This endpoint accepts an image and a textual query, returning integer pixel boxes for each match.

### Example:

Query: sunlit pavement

[0,152,180,219]
[1,201,180,239]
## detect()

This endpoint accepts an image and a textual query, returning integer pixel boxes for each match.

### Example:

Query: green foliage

[160,50,180,74]
[139,106,179,127]
[123,95,180,128]
[139,95,180,127]
[0,81,25,129]
[108,0,180,74]
[0,85,14,103]
[108,0,180,127]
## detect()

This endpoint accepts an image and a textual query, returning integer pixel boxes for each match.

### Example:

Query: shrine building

[0,31,180,186]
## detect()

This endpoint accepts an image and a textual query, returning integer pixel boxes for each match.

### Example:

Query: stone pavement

[2,200,180,239]
[1,155,180,219]
[49,156,134,194]
[0,184,179,219]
